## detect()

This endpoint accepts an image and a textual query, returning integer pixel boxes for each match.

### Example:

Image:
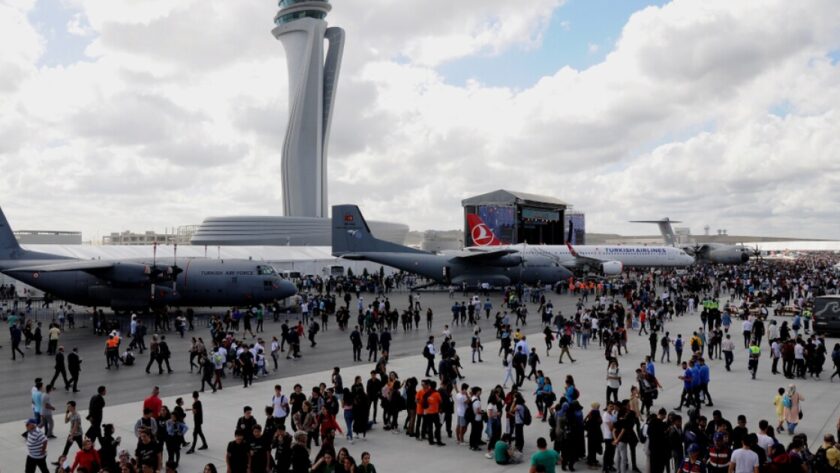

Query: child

[772,387,785,433]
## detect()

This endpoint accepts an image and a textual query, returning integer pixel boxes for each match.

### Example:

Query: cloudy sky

[1,0,839,241]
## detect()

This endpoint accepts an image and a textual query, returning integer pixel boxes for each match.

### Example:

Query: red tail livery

[466,214,506,247]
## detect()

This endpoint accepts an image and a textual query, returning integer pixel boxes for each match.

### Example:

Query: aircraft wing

[452,249,519,262]
[3,260,116,273]
[562,243,604,268]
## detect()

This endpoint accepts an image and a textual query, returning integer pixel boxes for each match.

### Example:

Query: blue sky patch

[438,0,669,89]
[29,0,95,68]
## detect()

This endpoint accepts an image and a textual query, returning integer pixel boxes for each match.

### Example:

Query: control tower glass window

[276,0,329,25]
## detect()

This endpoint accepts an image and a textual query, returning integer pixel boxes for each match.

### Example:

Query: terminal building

[462,190,579,246]
[14,230,82,245]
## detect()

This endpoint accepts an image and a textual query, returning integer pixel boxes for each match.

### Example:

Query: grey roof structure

[461,189,568,207]
[190,216,408,247]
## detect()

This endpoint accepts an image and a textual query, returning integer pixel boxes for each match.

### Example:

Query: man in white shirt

[722,334,736,371]
[601,403,616,472]
[272,384,289,429]
[515,337,529,357]
[453,384,468,445]
[729,435,760,473]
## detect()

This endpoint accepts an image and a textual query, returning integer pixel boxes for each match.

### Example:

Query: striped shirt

[26,428,47,459]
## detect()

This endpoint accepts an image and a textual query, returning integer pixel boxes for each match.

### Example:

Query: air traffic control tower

[272,0,345,219]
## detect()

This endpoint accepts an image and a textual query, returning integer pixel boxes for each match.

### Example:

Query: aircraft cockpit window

[257,266,277,276]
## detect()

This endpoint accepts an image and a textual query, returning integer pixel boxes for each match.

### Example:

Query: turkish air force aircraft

[466,214,694,275]
[630,218,750,264]
[332,205,573,287]
[0,206,297,310]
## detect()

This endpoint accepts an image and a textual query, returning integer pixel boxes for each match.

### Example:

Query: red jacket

[143,395,162,417]
[72,448,101,473]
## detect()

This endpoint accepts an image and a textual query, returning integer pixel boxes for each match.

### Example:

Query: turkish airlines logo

[471,223,495,246]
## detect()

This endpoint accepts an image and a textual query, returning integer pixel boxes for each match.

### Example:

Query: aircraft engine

[600,261,624,275]
[107,262,156,285]
[708,249,749,265]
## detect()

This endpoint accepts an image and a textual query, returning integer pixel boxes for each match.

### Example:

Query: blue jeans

[344,410,354,439]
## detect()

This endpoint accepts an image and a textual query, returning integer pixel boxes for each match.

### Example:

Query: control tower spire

[272,0,345,218]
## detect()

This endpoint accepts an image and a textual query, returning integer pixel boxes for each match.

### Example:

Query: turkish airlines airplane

[466,214,694,275]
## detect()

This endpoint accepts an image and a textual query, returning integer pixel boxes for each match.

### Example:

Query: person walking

[24,418,49,473]
[199,354,215,393]
[782,384,804,434]
[85,386,106,444]
[11,323,25,360]
[33,321,43,355]
[185,391,208,454]
[722,335,735,371]
[67,347,81,392]
[748,341,761,380]
[367,329,379,362]
[49,346,70,391]
[61,401,83,458]
[145,335,161,374]
[424,337,438,377]
[47,323,60,356]
[350,326,363,362]
[159,335,174,373]
[558,331,577,363]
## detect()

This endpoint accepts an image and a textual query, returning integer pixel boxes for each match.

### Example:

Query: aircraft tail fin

[332,205,426,256]
[466,214,505,246]
[0,206,23,257]
[630,218,680,246]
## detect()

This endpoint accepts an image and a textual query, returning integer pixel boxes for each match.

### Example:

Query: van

[812,295,840,335]
[281,270,302,280]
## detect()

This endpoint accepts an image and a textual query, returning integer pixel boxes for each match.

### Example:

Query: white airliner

[466,214,694,275]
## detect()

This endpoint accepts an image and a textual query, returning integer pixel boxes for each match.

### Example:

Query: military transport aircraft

[0,207,297,310]
[332,205,573,287]
[631,218,751,264]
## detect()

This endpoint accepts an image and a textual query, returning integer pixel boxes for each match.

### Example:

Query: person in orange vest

[419,379,444,446]
[105,332,120,370]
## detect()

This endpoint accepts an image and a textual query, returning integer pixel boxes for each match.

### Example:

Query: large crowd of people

[8,257,840,473]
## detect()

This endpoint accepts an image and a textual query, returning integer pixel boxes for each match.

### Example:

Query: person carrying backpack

[812,434,840,473]
[510,392,528,452]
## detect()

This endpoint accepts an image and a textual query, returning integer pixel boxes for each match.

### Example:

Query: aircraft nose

[558,265,574,281]
[276,279,297,299]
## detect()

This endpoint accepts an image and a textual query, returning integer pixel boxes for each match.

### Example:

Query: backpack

[782,395,792,408]
[812,446,839,473]
[312,322,320,333]
[572,387,580,400]
[464,399,476,423]
[422,345,431,358]
[522,405,532,426]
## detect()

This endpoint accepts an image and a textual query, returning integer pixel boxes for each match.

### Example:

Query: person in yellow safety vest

[802,308,812,334]
[748,342,761,379]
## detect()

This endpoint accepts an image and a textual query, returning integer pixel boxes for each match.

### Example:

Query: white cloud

[0,0,840,241]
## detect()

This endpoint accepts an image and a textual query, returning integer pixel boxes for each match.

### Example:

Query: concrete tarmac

[1,290,838,472]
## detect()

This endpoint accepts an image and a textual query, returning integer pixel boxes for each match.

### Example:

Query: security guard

[748,341,761,379]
